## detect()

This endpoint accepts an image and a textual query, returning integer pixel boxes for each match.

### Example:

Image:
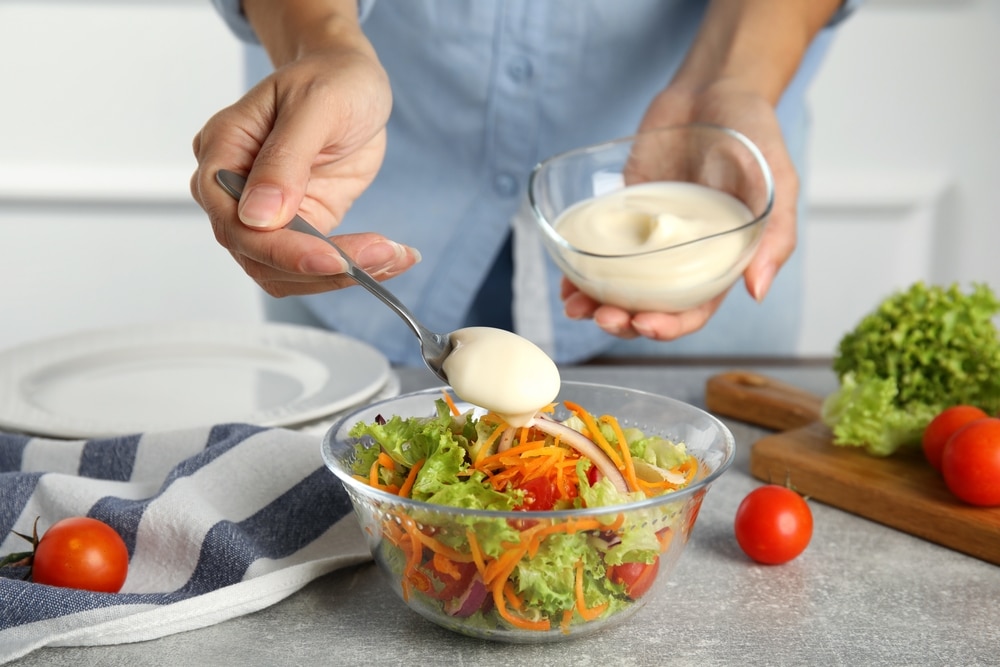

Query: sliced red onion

[444,575,489,617]
[496,426,516,453]
[532,415,631,493]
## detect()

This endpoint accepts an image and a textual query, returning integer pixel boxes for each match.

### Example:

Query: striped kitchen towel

[0,423,370,664]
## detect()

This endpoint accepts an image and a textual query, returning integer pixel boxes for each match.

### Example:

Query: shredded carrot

[398,459,425,498]
[475,438,548,471]
[381,519,407,550]
[433,551,461,581]
[599,512,625,532]
[368,459,381,488]
[503,580,524,611]
[635,477,674,494]
[410,528,476,564]
[521,518,603,559]
[600,414,641,494]
[560,608,574,634]
[377,452,396,471]
[676,458,699,484]
[465,528,488,577]
[563,401,625,470]
[484,544,527,586]
[442,390,460,416]
[491,579,551,632]
[574,561,609,621]
[399,520,423,602]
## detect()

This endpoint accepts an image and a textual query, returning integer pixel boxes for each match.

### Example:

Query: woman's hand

[190,3,420,298]
[562,82,795,340]
[562,0,843,341]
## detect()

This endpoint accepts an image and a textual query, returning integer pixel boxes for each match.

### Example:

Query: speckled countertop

[11,364,1000,667]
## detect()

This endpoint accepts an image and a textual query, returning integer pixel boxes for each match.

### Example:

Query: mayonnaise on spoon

[442,327,560,427]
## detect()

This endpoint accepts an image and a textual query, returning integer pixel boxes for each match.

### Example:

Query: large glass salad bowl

[321,381,735,642]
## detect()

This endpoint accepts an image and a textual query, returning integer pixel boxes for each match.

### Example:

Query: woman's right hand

[190,11,420,297]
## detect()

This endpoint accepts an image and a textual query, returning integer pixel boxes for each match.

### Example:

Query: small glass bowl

[528,123,774,313]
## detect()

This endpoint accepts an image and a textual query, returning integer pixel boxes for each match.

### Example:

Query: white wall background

[1,0,998,356]
[0,1,261,352]
[800,0,1000,354]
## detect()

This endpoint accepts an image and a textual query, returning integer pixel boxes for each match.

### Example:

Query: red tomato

[32,517,129,593]
[423,560,478,600]
[923,405,989,472]
[586,463,602,487]
[734,485,813,565]
[516,477,557,511]
[941,417,1000,507]
[608,557,660,599]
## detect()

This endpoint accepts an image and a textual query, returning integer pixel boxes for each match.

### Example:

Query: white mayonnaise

[442,327,560,428]
[552,181,760,312]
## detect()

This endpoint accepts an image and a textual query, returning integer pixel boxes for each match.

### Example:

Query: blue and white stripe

[0,425,368,664]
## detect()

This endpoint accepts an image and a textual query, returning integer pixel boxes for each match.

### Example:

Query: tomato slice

[608,557,660,599]
[515,477,557,511]
[423,560,478,600]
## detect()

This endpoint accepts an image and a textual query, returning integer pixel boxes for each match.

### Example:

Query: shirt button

[494,173,518,197]
[506,56,533,83]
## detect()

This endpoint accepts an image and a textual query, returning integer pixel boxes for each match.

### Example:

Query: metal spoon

[216,169,452,382]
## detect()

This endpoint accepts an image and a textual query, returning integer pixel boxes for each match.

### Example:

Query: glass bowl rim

[321,380,736,520]
[526,122,775,259]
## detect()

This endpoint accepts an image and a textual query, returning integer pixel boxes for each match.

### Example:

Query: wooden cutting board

[705,370,1000,566]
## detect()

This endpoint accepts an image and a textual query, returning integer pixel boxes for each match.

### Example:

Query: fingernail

[239,185,284,228]
[632,320,655,337]
[563,293,588,320]
[300,252,348,275]
[358,241,410,276]
[751,262,777,302]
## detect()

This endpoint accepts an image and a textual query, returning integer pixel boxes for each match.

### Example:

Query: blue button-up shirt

[212,0,855,365]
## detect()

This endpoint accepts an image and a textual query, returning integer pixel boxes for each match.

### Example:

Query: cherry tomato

[516,477,557,511]
[734,485,813,565]
[941,417,1000,507]
[608,557,660,599]
[922,405,988,472]
[32,517,129,593]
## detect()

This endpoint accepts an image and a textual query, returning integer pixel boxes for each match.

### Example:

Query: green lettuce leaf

[823,282,1000,456]
[820,372,938,457]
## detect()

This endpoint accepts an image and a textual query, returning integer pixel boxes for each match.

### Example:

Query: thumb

[236,102,329,229]
[237,148,310,230]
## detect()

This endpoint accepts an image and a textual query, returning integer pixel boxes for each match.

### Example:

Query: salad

[346,392,700,635]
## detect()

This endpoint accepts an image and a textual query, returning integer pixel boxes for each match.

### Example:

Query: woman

[194,0,857,365]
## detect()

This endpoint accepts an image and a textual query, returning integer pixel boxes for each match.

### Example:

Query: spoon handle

[215,170,431,344]
[283,216,419,326]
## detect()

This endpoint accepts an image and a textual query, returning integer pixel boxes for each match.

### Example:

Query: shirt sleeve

[210,0,379,46]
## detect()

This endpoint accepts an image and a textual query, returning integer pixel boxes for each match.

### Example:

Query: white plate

[0,321,392,438]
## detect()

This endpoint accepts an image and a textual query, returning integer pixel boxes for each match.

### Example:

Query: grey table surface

[10,364,1000,667]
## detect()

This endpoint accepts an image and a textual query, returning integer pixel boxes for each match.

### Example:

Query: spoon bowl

[216,170,452,381]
